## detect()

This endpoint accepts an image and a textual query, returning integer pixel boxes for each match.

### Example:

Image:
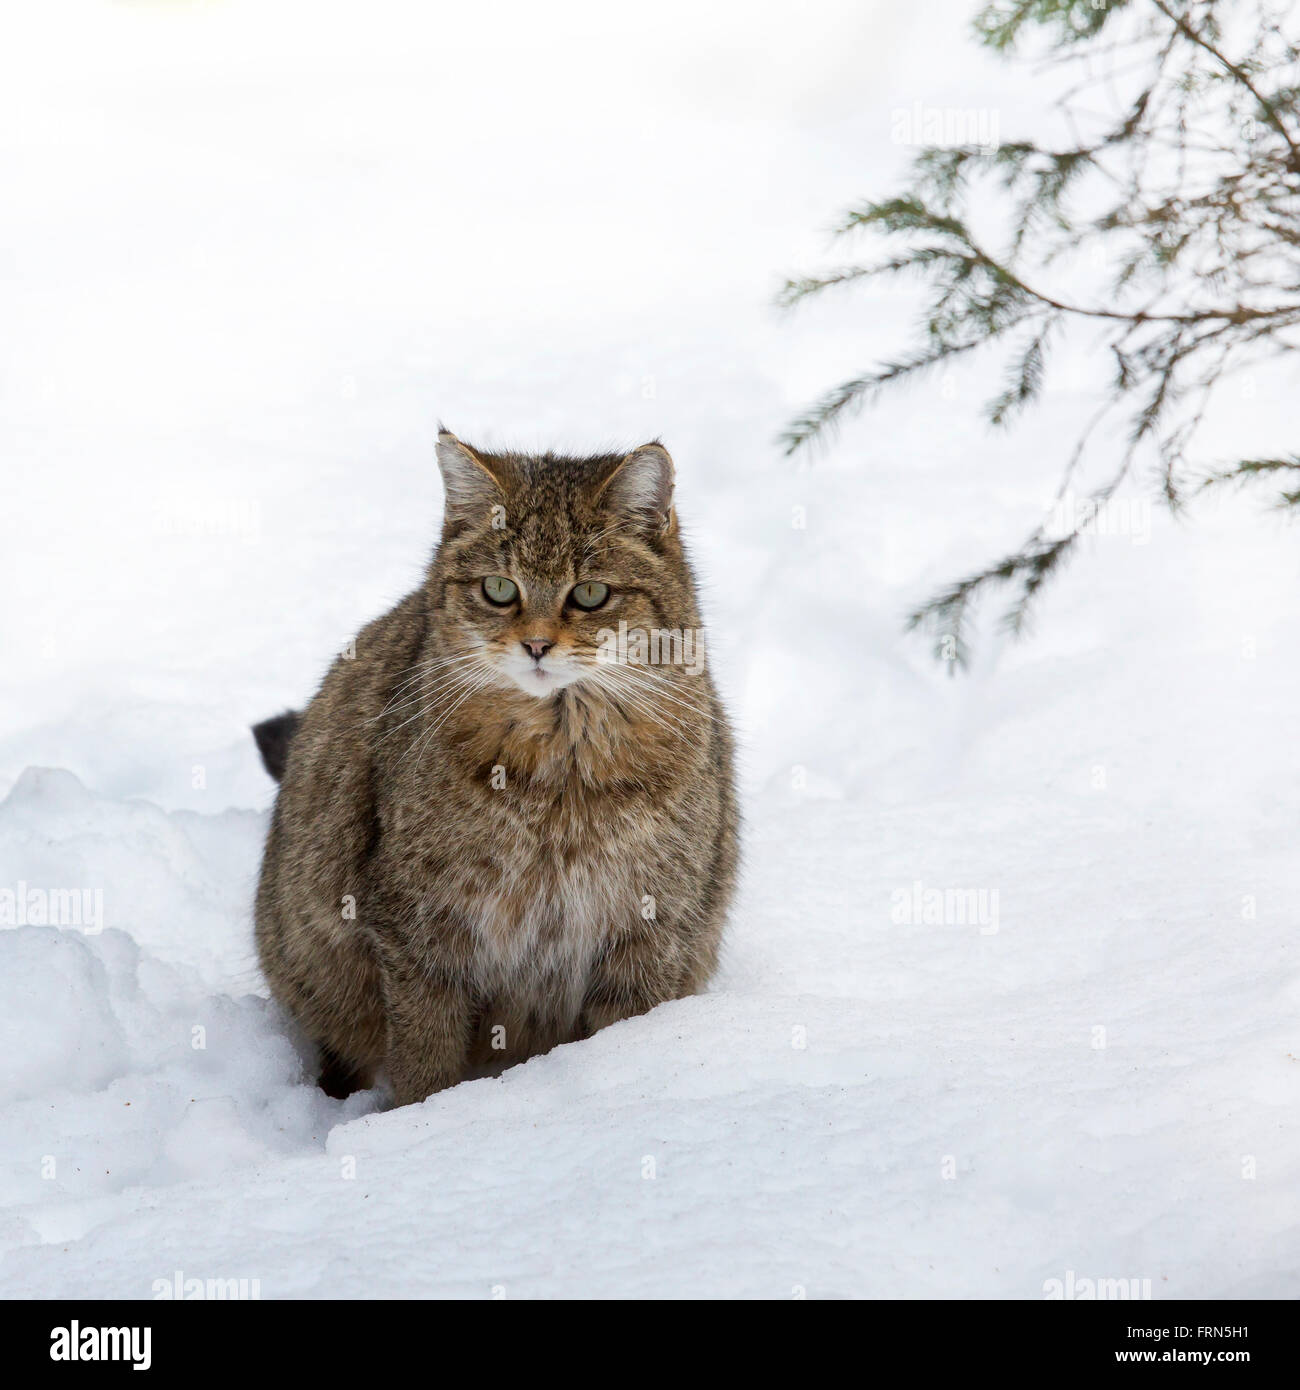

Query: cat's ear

[597,442,676,534]
[436,430,504,532]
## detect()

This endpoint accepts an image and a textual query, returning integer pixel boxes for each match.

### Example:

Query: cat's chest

[466,781,651,978]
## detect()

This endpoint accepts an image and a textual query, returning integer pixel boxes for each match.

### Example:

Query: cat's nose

[522,638,554,661]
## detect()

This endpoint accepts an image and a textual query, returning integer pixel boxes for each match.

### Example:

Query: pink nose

[522,638,553,661]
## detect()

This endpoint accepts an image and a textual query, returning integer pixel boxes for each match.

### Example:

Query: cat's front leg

[580,929,689,1036]
[376,947,472,1106]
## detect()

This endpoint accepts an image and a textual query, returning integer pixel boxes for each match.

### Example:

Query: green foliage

[782,0,1300,668]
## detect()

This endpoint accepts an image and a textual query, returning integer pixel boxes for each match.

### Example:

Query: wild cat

[253,431,738,1105]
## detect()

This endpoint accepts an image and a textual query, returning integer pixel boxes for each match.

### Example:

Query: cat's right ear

[436,430,504,533]
[596,442,676,535]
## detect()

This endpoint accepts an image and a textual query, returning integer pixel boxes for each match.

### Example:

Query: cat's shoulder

[296,587,429,740]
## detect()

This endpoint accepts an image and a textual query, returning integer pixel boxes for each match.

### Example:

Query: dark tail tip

[252,709,301,782]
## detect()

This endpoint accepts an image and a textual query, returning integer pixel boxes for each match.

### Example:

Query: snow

[1,0,1298,1298]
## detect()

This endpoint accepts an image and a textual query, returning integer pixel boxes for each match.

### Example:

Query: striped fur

[254,434,738,1105]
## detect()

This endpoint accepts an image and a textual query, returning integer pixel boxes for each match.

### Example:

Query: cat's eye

[570,581,610,610]
[482,576,519,606]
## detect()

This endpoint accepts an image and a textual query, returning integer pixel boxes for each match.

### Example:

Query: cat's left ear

[436,429,505,534]
[597,442,676,535]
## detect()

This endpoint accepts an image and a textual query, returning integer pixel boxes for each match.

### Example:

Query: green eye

[570,581,610,610]
[482,576,518,605]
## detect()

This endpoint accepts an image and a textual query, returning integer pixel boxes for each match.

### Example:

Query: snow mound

[1,771,1297,1297]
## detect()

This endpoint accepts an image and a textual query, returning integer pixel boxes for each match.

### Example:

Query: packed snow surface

[1,0,1297,1298]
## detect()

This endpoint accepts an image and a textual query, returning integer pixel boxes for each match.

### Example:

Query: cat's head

[429,431,700,699]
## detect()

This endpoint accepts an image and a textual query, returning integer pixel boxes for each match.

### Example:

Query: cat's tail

[251,709,301,782]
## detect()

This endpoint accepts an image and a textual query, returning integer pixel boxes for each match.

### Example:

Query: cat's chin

[503,665,581,699]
